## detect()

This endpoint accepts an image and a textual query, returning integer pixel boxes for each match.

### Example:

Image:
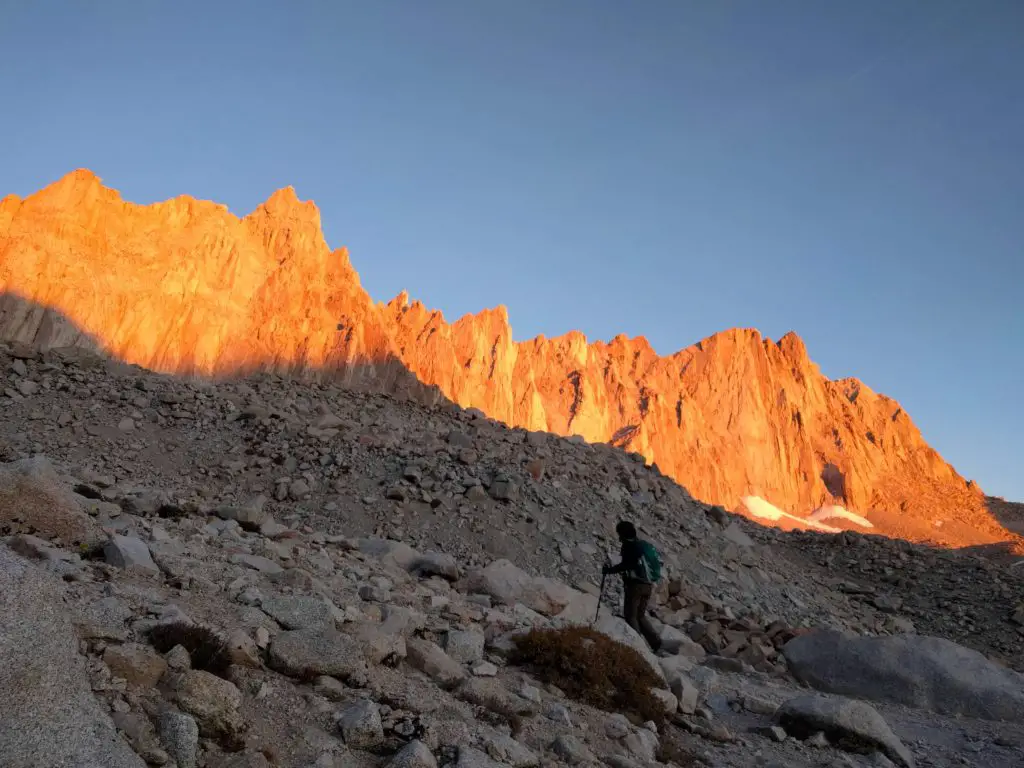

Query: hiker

[602,520,662,653]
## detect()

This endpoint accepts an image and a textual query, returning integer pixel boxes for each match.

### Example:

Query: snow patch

[740,496,840,533]
[808,504,874,529]
[740,495,786,521]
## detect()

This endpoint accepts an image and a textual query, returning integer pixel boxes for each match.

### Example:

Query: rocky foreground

[1,169,1014,549]
[2,342,1024,768]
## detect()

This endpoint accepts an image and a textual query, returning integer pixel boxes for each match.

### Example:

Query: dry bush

[73,483,102,499]
[156,502,187,520]
[259,745,281,765]
[146,620,233,679]
[510,625,666,725]
[473,694,528,737]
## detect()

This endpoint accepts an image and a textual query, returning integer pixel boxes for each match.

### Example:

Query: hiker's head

[615,520,637,541]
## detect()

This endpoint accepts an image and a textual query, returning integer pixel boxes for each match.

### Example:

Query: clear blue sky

[2,1,1022,500]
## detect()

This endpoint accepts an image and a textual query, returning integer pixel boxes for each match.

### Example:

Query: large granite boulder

[783,630,1024,722]
[0,545,145,767]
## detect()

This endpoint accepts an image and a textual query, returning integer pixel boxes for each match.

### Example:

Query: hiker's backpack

[637,540,662,583]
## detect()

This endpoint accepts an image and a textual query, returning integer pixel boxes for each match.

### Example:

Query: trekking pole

[594,552,612,623]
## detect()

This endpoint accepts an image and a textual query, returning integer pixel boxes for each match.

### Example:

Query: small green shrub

[510,625,666,726]
[146,620,233,679]
[78,540,107,560]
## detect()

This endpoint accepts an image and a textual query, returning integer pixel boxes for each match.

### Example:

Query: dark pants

[623,580,661,653]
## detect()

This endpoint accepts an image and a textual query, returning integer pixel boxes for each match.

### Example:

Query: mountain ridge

[0,169,1014,549]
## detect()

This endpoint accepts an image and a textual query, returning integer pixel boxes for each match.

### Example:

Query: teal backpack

[636,540,662,583]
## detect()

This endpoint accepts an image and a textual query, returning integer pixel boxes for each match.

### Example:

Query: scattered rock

[624,726,660,762]
[806,730,830,748]
[165,644,193,672]
[268,629,368,682]
[459,559,532,606]
[261,596,333,630]
[0,456,105,547]
[226,628,262,668]
[174,669,244,738]
[388,739,438,768]
[480,729,539,767]
[606,713,631,739]
[489,479,519,502]
[103,643,168,687]
[659,625,707,659]
[650,687,678,714]
[444,628,485,664]
[337,699,384,748]
[312,675,346,701]
[472,661,498,677]
[289,478,312,499]
[414,550,460,581]
[7,532,68,563]
[407,638,467,688]
[721,522,754,548]
[742,694,778,716]
[104,534,160,575]
[159,710,200,768]
[215,497,268,531]
[550,733,596,764]
[456,746,503,768]
[230,553,284,574]
[754,725,788,742]
[351,623,407,665]
[603,758,643,768]
[359,583,390,602]
[777,693,915,768]
[668,673,699,714]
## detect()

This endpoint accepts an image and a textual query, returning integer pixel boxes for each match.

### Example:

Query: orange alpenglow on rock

[0,170,1010,548]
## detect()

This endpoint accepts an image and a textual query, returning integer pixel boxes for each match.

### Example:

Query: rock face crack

[565,370,584,433]
[610,424,640,449]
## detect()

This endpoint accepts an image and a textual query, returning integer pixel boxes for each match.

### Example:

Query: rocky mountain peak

[23,168,111,211]
[0,171,1015,549]
[248,185,322,230]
